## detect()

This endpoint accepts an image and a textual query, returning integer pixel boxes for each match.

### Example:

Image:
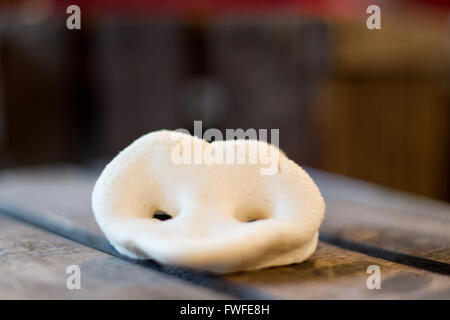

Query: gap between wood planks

[1,205,449,299]
[319,234,450,276]
[0,207,270,299]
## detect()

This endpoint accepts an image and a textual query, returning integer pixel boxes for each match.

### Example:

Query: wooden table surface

[0,165,448,299]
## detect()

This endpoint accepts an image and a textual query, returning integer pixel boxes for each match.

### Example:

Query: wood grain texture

[0,166,100,235]
[0,165,449,299]
[309,169,450,264]
[0,214,232,299]
[1,166,448,265]
[226,242,450,299]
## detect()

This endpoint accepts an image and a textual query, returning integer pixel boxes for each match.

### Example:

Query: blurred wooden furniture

[0,19,79,166]
[92,19,185,157]
[0,14,448,204]
[317,19,450,201]
[207,17,329,166]
[0,165,448,299]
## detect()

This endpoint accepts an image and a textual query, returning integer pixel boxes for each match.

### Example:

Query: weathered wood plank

[226,242,450,299]
[0,215,232,299]
[308,169,450,264]
[0,165,449,299]
[1,166,448,266]
[0,166,100,235]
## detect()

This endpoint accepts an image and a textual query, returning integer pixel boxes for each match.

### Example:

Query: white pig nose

[92,130,325,273]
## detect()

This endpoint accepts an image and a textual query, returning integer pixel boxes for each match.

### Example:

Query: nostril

[235,211,269,223]
[152,210,172,221]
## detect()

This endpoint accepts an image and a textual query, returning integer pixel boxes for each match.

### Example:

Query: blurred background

[0,0,449,201]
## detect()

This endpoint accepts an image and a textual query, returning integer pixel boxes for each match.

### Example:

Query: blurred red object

[2,0,448,21]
